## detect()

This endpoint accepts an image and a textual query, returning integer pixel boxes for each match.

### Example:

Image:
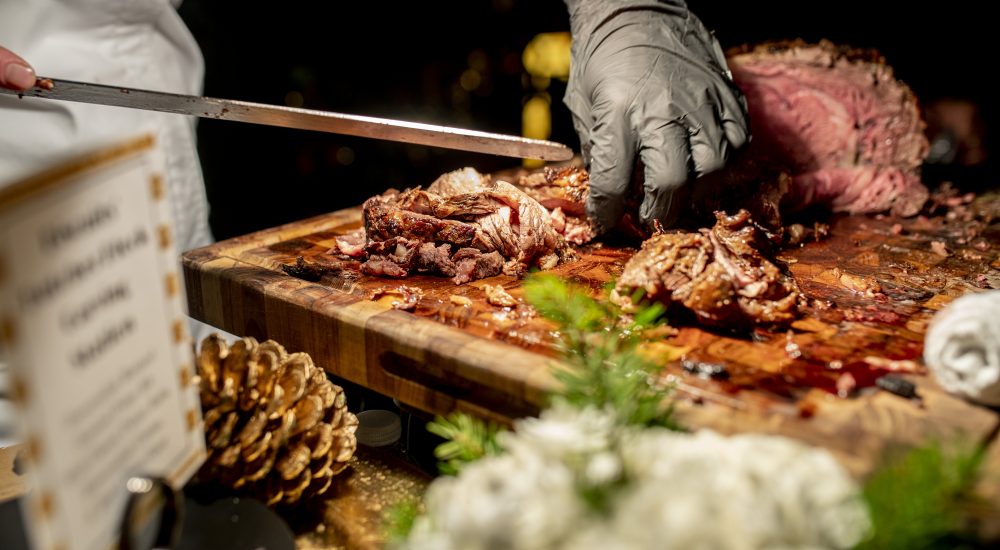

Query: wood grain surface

[183,195,1000,477]
[0,445,24,502]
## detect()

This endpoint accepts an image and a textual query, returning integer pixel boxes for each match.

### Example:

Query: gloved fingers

[714,83,750,151]
[585,85,638,234]
[685,100,739,178]
[0,46,36,91]
[569,110,593,166]
[638,122,691,227]
[683,104,727,177]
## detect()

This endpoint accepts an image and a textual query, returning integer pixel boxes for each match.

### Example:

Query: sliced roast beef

[452,248,504,285]
[517,166,590,216]
[414,242,457,277]
[427,166,491,196]
[726,40,930,216]
[363,197,479,247]
[361,257,410,278]
[394,188,499,219]
[613,210,801,328]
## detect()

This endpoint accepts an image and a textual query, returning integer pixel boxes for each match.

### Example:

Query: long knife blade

[1,78,575,162]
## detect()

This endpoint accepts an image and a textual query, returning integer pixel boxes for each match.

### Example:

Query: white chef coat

[0,0,212,254]
[0,0,223,439]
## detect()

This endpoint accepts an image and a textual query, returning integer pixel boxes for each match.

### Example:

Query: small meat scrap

[517,166,589,216]
[282,256,326,281]
[330,229,366,258]
[785,223,807,246]
[863,356,924,374]
[834,268,882,296]
[836,372,857,398]
[613,210,802,329]
[369,285,423,311]
[483,284,517,307]
[450,294,473,307]
[282,256,356,282]
[930,240,950,257]
[452,249,503,285]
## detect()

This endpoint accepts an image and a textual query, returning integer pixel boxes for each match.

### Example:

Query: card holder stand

[0,476,296,550]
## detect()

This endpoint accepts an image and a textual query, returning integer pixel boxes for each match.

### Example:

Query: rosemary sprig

[383,498,421,545]
[857,442,986,549]
[523,274,676,429]
[426,412,504,476]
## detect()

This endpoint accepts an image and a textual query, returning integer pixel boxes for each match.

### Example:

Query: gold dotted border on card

[35,490,55,520]
[1,316,16,346]
[27,437,42,463]
[10,374,27,405]
[179,365,192,388]
[157,225,171,250]
[172,319,185,344]
[149,173,165,201]
[165,273,179,298]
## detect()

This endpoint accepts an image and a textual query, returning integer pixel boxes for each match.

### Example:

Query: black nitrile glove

[564,0,749,232]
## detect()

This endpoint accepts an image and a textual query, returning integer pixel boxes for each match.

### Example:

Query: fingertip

[692,144,728,177]
[0,47,36,91]
[723,117,750,151]
[585,186,626,235]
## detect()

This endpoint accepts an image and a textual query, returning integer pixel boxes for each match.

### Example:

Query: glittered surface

[291,445,431,550]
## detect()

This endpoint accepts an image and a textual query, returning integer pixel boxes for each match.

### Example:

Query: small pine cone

[195,334,359,506]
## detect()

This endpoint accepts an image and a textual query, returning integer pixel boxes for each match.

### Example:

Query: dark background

[178,0,995,242]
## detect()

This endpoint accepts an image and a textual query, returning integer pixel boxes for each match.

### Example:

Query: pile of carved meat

[331,167,594,284]
[613,210,802,329]
[323,40,932,330]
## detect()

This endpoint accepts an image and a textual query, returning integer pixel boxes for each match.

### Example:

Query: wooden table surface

[182,193,1000,479]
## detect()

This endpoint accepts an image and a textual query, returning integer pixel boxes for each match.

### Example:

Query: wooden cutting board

[182,196,1000,477]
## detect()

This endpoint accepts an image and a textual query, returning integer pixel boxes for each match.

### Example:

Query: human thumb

[0,46,37,91]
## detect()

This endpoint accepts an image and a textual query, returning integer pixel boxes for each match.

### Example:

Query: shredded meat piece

[330,229,367,258]
[613,210,801,328]
[364,196,479,247]
[452,248,504,285]
[361,257,409,278]
[517,166,589,216]
[483,284,517,307]
[369,285,424,311]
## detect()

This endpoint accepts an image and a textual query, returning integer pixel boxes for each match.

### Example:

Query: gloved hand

[564,0,749,232]
[0,46,36,91]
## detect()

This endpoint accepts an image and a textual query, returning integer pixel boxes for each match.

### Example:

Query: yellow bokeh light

[522,94,552,168]
[460,69,482,92]
[522,32,572,82]
[284,90,304,108]
[468,50,489,72]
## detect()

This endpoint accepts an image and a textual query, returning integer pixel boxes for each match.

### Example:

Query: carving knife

[0,78,575,162]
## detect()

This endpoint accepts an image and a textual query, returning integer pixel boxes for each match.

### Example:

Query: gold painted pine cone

[195,334,359,506]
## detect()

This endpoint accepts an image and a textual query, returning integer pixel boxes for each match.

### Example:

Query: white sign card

[0,135,205,550]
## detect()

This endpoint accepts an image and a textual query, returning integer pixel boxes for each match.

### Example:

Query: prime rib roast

[725,40,930,217]
[322,41,931,329]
